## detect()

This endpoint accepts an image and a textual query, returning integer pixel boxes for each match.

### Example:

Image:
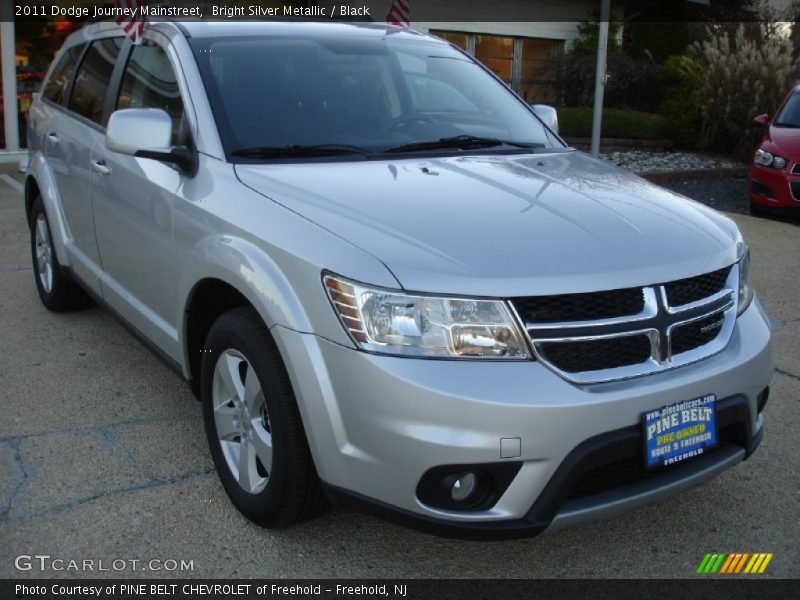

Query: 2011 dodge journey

[24,20,773,538]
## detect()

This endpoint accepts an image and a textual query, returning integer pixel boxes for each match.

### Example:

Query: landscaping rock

[600,150,743,173]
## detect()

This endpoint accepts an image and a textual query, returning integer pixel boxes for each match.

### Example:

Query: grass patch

[558,107,671,140]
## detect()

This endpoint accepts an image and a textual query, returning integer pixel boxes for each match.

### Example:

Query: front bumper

[749,163,800,208]
[273,297,773,538]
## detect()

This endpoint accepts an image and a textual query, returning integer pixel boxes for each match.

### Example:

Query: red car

[749,85,800,215]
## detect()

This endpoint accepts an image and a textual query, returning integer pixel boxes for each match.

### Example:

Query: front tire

[201,307,326,527]
[29,197,90,312]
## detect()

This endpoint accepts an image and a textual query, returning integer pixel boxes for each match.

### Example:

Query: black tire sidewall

[29,197,68,310]
[200,309,298,526]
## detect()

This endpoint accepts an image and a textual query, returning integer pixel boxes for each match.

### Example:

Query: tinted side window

[68,38,123,125]
[42,44,86,105]
[117,43,185,143]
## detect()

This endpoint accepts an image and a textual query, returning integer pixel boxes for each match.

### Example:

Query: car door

[91,38,186,356]
[44,39,123,293]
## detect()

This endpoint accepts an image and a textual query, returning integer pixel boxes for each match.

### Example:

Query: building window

[430,30,562,104]
[1,19,81,149]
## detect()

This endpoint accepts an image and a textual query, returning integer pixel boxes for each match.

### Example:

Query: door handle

[47,132,59,144]
[91,160,111,176]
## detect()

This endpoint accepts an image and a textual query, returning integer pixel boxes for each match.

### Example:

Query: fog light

[451,473,478,502]
[417,462,521,512]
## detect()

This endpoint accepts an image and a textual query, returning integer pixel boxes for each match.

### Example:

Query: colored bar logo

[697,553,773,574]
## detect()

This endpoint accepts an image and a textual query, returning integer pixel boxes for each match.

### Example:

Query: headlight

[323,274,531,359]
[754,148,786,169]
[737,243,753,316]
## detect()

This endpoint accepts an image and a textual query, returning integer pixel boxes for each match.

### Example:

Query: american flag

[116,0,147,44]
[386,0,410,27]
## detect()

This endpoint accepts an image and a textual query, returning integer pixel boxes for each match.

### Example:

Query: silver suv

[25,21,773,538]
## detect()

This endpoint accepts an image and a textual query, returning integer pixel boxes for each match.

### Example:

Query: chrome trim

[667,305,736,365]
[518,264,740,384]
[523,287,657,331]
[661,287,734,315]
[791,163,800,175]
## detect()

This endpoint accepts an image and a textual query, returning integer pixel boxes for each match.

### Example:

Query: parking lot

[0,169,798,579]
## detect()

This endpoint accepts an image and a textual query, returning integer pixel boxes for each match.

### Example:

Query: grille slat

[538,336,651,373]
[663,267,730,307]
[671,312,725,356]
[513,288,643,324]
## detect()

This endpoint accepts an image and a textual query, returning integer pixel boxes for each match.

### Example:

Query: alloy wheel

[212,349,273,494]
[34,214,54,294]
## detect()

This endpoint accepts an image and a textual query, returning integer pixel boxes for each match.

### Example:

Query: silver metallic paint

[25,21,774,530]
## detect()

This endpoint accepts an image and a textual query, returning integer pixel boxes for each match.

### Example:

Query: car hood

[766,125,800,156]
[235,151,741,296]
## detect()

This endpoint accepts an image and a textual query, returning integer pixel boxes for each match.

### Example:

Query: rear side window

[116,43,185,143]
[42,44,86,106]
[69,38,124,125]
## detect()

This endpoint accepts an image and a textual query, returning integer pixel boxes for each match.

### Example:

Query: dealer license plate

[643,394,717,469]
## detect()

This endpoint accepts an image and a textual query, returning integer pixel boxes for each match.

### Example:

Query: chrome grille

[513,288,644,323]
[792,163,800,175]
[664,267,730,307]
[671,312,726,356]
[511,266,739,383]
[538,334,652,373]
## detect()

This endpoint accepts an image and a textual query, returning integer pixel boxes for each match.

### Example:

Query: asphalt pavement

[1,170,798,579]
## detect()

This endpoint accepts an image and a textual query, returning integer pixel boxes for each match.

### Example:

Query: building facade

[0,0,601,159]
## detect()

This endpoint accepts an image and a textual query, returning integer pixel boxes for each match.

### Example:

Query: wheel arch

[25,153,72,267]
[179,234,318,396]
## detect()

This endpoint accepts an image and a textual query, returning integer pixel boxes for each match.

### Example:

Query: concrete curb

[566,138,674,152]
[640,167,748,184]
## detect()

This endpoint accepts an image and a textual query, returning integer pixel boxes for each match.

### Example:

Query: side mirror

[531,104,559,135]
[106,108,196,174]
[753,113,769,127]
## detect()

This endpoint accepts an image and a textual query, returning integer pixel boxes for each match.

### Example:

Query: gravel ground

[601,151,742,173]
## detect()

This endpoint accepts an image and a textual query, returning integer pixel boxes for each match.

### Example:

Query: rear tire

[201,307,326,527]
[29,197,91,312]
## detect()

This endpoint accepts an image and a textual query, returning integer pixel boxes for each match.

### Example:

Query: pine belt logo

[697,552,773,574]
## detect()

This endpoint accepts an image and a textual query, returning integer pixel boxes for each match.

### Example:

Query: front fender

[27,151,72,267]
[177,233,323,372]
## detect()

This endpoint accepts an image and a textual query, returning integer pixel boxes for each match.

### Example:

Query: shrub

[671,24,799,160]
[555,52,666,113]
[660,56,702,149]
[558,107,670,140]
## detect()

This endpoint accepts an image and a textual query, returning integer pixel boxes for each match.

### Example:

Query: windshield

[189,33,560,159]
[774,92,800,127]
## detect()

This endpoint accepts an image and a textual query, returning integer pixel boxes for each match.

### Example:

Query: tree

[570,17,622,55]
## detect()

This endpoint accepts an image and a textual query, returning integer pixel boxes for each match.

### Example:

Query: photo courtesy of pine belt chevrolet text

[23,20,773,538]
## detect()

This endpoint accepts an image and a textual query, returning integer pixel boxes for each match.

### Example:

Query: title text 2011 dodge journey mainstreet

[25,21,773,538]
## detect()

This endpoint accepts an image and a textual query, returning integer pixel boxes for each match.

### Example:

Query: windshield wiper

[231,144,370,158]
[382,135,544,154]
